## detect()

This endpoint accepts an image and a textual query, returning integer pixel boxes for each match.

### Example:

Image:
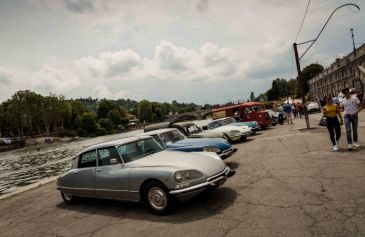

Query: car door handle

[96,168,101,172]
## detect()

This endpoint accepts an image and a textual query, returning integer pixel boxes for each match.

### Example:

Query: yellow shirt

[324,104,337,117]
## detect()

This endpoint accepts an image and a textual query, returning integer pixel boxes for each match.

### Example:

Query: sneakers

[353,142,360,148]
[348,144,353,150]
[333,145,339,151]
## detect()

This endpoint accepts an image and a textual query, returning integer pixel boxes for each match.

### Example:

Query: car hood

[211,125,251,133]
[128,150,226,177]
[168,138,230,149]
[198,130,224,138]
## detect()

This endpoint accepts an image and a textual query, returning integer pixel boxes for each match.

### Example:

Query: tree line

[0,90,212,138]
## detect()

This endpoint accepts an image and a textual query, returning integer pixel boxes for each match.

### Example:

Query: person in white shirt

[341,88,362,150]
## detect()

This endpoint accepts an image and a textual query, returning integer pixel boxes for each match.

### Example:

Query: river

[0,130,143,196]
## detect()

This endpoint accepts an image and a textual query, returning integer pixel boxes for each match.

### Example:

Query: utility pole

[293,43,310,129]
[350,28,357,57]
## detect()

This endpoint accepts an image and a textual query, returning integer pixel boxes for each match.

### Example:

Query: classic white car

[201,119,251,142]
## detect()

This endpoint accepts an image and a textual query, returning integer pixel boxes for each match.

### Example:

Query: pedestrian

[296,103,302,119]
[322,95,343,151]
[278,104,284,125]
[284,103,293,124]
[341,88,362,150]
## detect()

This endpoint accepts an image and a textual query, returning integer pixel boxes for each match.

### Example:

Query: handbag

[318,116,327,126]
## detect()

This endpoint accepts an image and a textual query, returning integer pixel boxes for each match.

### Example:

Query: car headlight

[230,130,240,135]
[174,170,203,183]
[203,146,221,153]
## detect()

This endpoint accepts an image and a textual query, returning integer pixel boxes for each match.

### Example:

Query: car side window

[97,147,120,166]
[79,150,97,168]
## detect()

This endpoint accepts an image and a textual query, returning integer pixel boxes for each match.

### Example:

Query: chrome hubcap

[148,187,167,210]
[64,193,73,201]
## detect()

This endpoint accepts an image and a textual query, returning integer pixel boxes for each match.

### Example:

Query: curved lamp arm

[299,3,360,60]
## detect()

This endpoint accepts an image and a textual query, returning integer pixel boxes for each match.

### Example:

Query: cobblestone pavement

[0,112,364,237]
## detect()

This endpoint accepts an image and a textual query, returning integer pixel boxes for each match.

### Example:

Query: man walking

[284,103,293,125]
[341,88,362,150]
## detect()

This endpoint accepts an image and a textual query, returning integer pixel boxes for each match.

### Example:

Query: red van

[212,102,272,128]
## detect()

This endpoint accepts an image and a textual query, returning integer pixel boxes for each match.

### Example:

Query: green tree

[301,63,324,94]
[98,118,113,133]
[97,99,117,119]
[250,92,255,102]
[138,100,152,122]
[79,112,97,136]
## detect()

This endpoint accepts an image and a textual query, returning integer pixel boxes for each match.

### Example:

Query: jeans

[326,117,341,145]
[344,114,358,144]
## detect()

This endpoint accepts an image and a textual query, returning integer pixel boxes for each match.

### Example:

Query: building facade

[308,43,365,102]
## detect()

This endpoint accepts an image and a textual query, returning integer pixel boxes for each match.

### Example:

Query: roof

[79,135,151,154]
[143,122,170,132]
[212,102,264,112]
[143,128,177,136]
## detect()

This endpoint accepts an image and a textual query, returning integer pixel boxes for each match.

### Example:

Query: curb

[0,176,59,200]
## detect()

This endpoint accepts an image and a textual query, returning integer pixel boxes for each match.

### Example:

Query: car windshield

[250,105,265,112]
[187,124,201,134]
[207,120,225,129]
[159,130,186,144]
[117,138,164,163]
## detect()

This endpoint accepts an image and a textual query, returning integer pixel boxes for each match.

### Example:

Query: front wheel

[144,181,176,215]
[223,134,233,143]
[61,192,78,204]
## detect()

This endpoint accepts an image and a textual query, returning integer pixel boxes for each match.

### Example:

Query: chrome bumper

[170,167,231,195]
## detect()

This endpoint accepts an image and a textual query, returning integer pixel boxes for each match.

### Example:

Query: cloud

[92,84,132,99]
[194,0,209,13]
[75,49,141,78]
[0,69,11,85]
[64,0,94,13]
[30,65,82,92]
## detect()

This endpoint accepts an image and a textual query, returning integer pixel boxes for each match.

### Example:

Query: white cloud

[75,49,141,78]
[92,84,132,99]
[0,68,12,85]
[30,65,82,92]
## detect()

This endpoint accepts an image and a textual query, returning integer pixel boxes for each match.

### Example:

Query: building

[308,42,365,102]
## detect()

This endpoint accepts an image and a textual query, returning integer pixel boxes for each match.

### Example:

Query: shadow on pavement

[56,187,237,223]
[225,161,240,170]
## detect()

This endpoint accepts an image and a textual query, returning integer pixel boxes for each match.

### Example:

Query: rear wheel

[240,135,247,141]
[61,192,78,204]
[144,181,176,215]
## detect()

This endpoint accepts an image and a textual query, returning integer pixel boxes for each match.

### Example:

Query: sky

[0,0,364,105]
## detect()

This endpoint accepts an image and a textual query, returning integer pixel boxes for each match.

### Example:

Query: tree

[138,100,152,122]
[79,112,97,136]
[250,92,255,102]
[301,63,324,94]
[97,99,116,119]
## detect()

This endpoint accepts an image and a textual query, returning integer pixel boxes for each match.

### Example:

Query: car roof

[79,135,152,154]
[143,128,177,136]
[174,121,195,126]
[144,122,170,132]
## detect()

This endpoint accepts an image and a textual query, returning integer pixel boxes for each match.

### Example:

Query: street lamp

[293,3,360,129]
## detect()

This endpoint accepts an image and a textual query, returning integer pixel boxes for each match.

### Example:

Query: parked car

[201,119,252,142]
[214,117,260,134]
[57,136,234,214]
[144,128,235,159]
[307,102,320,113]
[144,121,225,140]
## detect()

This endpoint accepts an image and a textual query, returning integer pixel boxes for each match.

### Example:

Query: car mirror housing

[110,158,119,165]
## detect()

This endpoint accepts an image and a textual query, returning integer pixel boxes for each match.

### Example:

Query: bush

[96,124,107,136]
[98,118,113,133]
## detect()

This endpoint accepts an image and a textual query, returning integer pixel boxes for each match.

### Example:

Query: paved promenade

[0,112,364,237]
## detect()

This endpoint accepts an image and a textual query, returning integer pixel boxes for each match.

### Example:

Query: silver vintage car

[57,136,234,214]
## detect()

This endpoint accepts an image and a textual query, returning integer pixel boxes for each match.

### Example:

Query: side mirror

[110,158,119,165]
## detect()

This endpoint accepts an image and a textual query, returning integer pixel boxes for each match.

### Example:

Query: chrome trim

[219,147,233,157]
[94,188,129,192]
[170,167,230,195]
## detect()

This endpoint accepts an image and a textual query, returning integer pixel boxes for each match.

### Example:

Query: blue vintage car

[144,128,236,159]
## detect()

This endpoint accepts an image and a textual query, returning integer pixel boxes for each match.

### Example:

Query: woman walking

[323,96,343,151]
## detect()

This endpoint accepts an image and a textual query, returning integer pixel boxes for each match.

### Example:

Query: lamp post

[293,3,360,129]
